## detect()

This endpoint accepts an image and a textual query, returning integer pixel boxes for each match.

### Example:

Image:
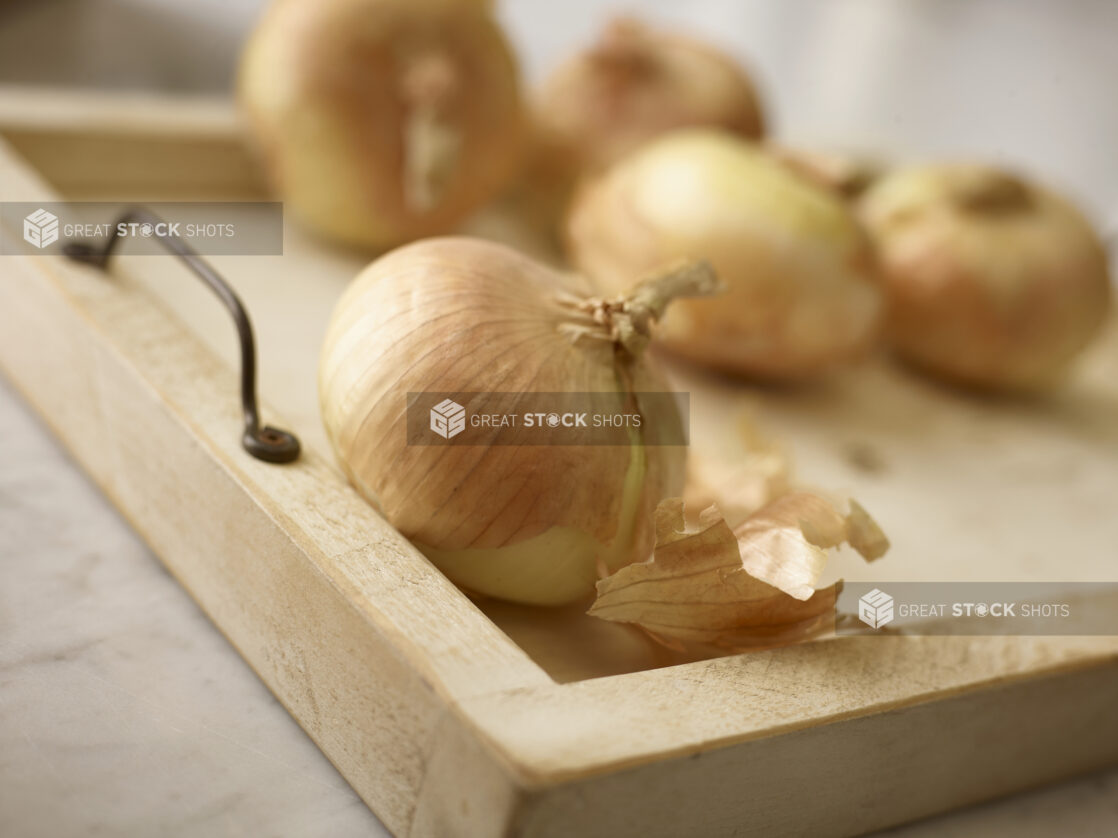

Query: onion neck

[590,17,661,83]
[953,170,1032,214]
[557,260,722,357]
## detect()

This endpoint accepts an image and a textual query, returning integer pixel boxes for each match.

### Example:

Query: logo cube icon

[24,208,59,249]
[858,588,895,629]
[429,398,465,439]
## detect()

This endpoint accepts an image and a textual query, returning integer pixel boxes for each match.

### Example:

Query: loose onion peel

[588,492,888,653]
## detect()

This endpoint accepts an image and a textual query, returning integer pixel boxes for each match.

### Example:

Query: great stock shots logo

[410,392,689,446]
[23,208,59,249]
[2,202,285,255]
[838,582,1118,636]
[429,398,466,439]
[858,588,895,629]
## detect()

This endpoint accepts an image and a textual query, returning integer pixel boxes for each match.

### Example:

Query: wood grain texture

[0,84,264,199]
[508,659,1118,837]
[0,137,547,837]
[2,93,1117,837]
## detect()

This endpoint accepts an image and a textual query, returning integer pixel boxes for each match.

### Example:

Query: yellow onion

[239,0,524,249]
[536,17,765,177]
[859,163,1112,389]
[319,237,718,605]
[566,129,883,379]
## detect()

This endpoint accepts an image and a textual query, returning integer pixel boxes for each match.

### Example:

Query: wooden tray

[2,87,1117,837]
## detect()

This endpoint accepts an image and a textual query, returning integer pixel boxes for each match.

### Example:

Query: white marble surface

[3,367,1118,837]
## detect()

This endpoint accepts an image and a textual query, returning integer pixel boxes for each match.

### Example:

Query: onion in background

[239,0,525,250]
[859,163,1112,390]
[536,17,765,175]
[567,129,883,380]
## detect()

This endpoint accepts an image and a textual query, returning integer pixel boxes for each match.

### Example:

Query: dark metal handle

[62,208,300,464]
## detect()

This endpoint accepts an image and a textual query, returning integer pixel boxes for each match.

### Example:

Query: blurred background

[1,0,1116,229]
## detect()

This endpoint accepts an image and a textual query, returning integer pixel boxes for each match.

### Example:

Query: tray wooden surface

[2,87,1117,837]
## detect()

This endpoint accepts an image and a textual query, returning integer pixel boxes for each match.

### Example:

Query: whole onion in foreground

[239,0,524,249]
[319,238,718,605]
[566,129,883,379]
[536,17,765,177]
[859,164,1112,390]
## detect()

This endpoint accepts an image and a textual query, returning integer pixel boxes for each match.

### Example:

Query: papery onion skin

[318,237,686,606]
[566,129,883,379]
[588,493,887,654]
[536,17,765,177]
[859,164,1113,390]
[239,0,525,250]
